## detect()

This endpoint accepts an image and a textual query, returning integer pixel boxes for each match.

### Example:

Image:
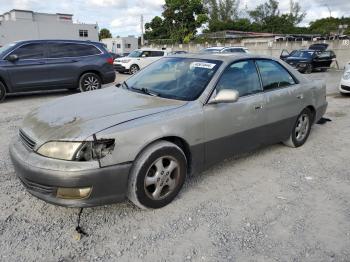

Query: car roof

[13,39,103,46]
[136,48,166,52]
[205,46,248,50]
[166,53,275,63]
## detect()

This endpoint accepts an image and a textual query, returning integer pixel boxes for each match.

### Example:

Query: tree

[144,16,170,40]
[99,28,112,40]
[288,0,306,26]
[162,0,208,43]
[205,0,240,31]
[248,0,279,26]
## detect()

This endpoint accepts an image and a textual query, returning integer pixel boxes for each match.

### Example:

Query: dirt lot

[0,70,349,261]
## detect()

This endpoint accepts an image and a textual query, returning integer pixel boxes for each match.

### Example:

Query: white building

[102,36,138,55]
[0,9,99,46]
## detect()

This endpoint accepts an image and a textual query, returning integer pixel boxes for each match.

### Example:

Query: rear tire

[129,64,140,75]
[0,82,6,103]
[79,73,102,92]
[127,141,187,209]
[304,64,313,74]
[283,108,312,148]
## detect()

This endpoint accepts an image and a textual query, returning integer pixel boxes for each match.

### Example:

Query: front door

[203,59,267,167]
[4,42,49,91]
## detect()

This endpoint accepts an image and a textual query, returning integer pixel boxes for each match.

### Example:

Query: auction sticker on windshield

[190,62,216,70]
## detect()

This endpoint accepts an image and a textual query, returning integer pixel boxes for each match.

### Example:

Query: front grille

[19,129,36,150]
[341,85,350,91]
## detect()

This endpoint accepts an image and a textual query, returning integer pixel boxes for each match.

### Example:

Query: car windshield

[128,50,142,57]
[291,50,315,58]
[0,43,16,56]
[124,57,222,101]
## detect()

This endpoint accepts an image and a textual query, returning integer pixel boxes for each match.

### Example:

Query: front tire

[304,64,313,74]
[79,73,102,92]
[127,141,187,209]
[0,82,6,103]
[283,108,312,148]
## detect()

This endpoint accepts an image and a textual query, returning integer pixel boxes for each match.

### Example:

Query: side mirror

[210,89,239,104]
[7,54,19,62]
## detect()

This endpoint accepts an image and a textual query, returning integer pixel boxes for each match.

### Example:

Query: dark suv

[0,40,115,102]
[280,44,336,74]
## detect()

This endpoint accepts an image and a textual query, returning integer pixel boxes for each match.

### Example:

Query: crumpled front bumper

[9,139,132,207]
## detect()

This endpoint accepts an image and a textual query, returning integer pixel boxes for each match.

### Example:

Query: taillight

[106,57,114,65]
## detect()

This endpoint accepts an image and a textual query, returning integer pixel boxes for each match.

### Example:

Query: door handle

[296,94,304,99]
[254,105,263,110]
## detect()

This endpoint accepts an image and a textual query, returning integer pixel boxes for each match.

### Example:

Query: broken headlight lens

[37,139,115,161]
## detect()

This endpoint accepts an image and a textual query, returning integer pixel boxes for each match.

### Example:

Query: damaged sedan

[10,54,328,209]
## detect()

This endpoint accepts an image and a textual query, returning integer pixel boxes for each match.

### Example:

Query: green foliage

[99,28,112,40]
[145,0,208,43]
[309,17,350,35]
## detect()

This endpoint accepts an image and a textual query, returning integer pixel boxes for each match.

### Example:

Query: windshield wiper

[128,86,159,97]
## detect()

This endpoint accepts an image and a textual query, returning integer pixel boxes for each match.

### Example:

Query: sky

[0,0,349,37]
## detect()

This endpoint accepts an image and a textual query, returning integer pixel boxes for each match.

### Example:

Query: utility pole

[140,14,144,46]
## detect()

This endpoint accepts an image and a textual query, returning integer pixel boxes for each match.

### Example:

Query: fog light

[57,187,92,199]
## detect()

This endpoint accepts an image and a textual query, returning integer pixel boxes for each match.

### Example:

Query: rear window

[47,43,101,58]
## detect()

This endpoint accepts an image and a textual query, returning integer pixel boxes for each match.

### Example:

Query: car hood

[21,87,187,145]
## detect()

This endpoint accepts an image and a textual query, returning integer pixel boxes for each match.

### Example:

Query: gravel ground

[0,70,349,261]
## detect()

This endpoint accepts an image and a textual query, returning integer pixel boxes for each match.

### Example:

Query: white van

[114,49,167,74]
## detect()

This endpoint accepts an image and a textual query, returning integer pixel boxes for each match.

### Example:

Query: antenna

[325,4,332,17]
[140,14,144,46]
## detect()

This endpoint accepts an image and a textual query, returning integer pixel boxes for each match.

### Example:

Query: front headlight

[343,71,350,80]
[37,139,115,161]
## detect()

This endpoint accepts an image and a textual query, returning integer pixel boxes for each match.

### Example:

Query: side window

[216,60,262,97]
[12,43,44,59]
[151,51,164,57]
[318,51,330,58]
[73,44,101,56]
[141,51,151,57]
[47,43,75,58]
[256,60,296,91]
[47,43,100,58]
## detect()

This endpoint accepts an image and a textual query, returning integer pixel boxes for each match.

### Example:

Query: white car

[201,46,249,54]
[114,49,167,74]
[340,68,350,94]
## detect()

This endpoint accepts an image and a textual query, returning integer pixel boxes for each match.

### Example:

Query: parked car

[281,44,336,73]
[201,46,249,54]
[10,53,327,209]
[0,40,115,102]
[339,68,350,95]
[168,50,188,55]
[114,49,167,74]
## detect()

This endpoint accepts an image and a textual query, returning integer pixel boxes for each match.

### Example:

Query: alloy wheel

[83,76,100,91]
[144,156,180,200]
[295,113,310,142]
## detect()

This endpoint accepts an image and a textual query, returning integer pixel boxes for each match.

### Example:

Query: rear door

[4,42,49,91]
[203,59,267,167]
[45,42,102,88]
[256,59,305,144]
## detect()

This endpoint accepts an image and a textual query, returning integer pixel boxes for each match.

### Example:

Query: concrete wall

[148,39,350,69]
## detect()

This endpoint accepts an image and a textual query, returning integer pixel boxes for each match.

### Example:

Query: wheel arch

[305,105,316,123]
[0,76,9,92]
[136,136,192,173]
[78,70,103,85]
